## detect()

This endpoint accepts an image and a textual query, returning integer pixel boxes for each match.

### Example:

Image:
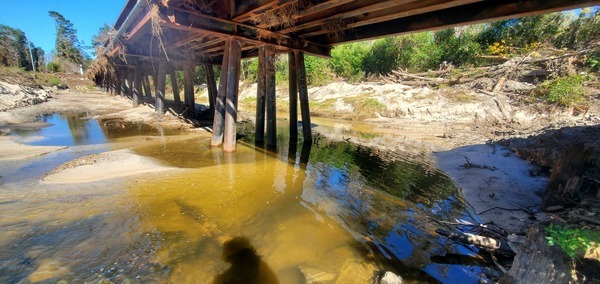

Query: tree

[49,11,85,64]
[0,24,42,70]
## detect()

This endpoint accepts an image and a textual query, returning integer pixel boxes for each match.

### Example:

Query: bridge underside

[98,0,600,152]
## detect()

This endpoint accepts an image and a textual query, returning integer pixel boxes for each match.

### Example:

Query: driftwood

[499,223,572,284]
[436,229,515,256]
[391,70,476,86]
[542,143,594,210]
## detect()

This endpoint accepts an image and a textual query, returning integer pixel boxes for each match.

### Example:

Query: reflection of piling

[300,142,312,168]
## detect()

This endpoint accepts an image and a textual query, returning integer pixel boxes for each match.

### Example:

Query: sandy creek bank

[1,80,598,282]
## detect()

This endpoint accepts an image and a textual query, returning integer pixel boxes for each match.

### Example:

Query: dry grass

[322,18,355,40]
[149,3,169,61]
[250,0,315,29]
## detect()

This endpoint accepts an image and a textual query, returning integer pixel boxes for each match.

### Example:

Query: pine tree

[49,11,85,64]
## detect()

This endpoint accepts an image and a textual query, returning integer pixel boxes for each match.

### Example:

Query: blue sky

[0,0,126,57]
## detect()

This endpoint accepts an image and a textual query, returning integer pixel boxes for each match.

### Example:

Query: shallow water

[0,113,494,283]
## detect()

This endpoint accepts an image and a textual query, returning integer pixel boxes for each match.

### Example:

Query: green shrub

[533,74,587,106]
[362,37,401,75]
[545,223,599,258]
[587,47,600,72]
[396,33,441,72]
[330,42,370,81]
[36,73,62,86]
[305,55,333,85]
[46,61,61,72]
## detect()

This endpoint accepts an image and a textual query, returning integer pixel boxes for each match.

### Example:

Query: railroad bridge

[97,0,599,152]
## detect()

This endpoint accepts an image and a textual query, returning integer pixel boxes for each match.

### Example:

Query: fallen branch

[436,228,515,256]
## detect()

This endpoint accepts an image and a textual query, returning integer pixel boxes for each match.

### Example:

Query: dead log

[499,223,572,284]
[541,143,594,210]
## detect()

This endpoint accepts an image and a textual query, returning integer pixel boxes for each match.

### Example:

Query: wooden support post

[223,38,242,153]
[155,61,167,115]
[169,66,181,105]
[265,45,277,147]
[127,69,135,99]
[133,68,142,108]
[143,75,152,98]
[183,63,195,113]
[295,51,312,143]
[255,45,266,143]
[110,78,115,96]
[211,39,231,147]
[116,77,123,96]
[288,52,298,144]
[205,64,217,112]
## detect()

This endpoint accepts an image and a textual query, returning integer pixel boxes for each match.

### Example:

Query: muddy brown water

[0,112,496,283]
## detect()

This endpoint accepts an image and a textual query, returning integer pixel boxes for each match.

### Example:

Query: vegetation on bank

[235,8,599,86]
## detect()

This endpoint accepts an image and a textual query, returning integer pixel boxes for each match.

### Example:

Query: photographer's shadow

[214,237,279,284]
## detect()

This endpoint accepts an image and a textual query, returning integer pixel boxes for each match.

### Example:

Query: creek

[0,112,496,283]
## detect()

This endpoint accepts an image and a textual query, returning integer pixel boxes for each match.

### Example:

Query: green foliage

[545,223,599,258]
[46,62,61,73]
[304,55,333,85]
[36,73,62,87]
[0,24,43,71]
[49,11,85,64]
[554,8,600,49]
[435,28,482,66]
[330,42,369,81]
[395,33,441,72]
[533,74,587,106]
[362,37,401,75]
[588,47,600,72]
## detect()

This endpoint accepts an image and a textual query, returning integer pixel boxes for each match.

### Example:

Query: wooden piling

[295,51,312,143]
[127,69,135,99]
[183,63,195,113]
[288,52,298,144]
[205,64,217,112]
[265,45,277,147]
[115,77,122,96]
[169,66,181,105]
[155,61,167,115]
[143,75,152,98]
[223,38,242,153]
[255,45,266,143]
[133,67,142,107]
[211,39,231,147]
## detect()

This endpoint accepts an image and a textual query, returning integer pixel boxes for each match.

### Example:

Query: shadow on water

[214,237,279,284]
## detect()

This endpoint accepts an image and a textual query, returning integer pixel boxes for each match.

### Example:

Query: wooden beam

[295,51,311,143]
[255,45,266,143]
[293,0,354,19]
[233,0,296,22]
[223,38,242,153]
[288,51,298,144]
[158,6,331,57]
[311,0,600,44]
[278,0,421,34]
[211,39,230,147]
[168,34,204,49]
[300,0,484,38]
[265,45,277,147]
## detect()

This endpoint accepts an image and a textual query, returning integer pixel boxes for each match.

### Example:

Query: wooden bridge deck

[100,0,599,152]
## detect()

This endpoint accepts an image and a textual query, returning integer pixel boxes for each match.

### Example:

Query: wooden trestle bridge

[99,0,599,152]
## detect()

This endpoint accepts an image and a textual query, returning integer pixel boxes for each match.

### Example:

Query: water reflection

[1,115,496,283]
[9,112,180,147]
